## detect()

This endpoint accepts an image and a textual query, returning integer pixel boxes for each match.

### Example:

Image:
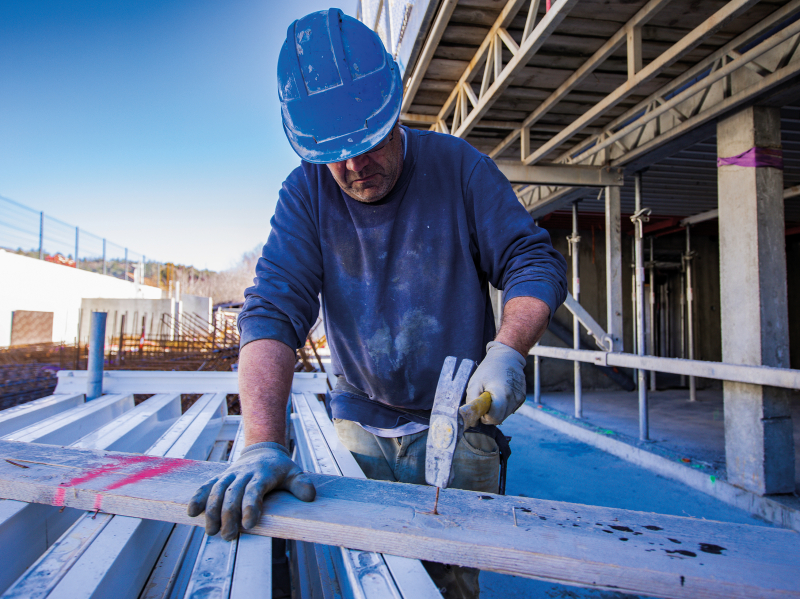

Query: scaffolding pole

[568,201,581,418]
[632,173,650,440]
[649,237,656,391]
[685,226,696,402]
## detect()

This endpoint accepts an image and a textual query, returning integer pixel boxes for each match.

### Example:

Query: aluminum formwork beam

[0,394,226,599]
[0,394,181,595]
[3,394,135,446]
[0,394,84,438]
[181,422,277,599]
[291,392,441,599]
[54,370,329,396]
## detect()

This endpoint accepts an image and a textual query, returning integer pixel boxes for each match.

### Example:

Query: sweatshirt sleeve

[466,156,568,318]
[237,168,323,350]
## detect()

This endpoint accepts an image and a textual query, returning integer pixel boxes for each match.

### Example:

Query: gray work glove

[466,341,527,425]
[187,442,315,541]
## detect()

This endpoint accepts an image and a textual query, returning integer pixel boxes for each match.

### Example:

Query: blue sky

[0,1,355,271]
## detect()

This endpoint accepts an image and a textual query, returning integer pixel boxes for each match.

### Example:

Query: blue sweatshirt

[239,127,567,428]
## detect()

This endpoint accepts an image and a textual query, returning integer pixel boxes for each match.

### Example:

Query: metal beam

[563,293,612,351]
[496,161,624,187]
[528,345,800,390]
[400,0,458,113]
[489,0,672,159]
[680,209,719,227]
[524,0,761,165]
[432,0,528,132]
[528,2,800,213]
[450,0,578,139]
[559,0,800,166]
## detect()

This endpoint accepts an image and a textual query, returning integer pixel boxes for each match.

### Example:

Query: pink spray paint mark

[53,487,66,507]
[92,494,103,510]
[62,454,155,488]
[103,459,188,491]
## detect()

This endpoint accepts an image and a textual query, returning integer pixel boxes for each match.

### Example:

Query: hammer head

[425,356,476,489]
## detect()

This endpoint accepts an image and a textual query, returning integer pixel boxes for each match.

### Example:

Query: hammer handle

[458,392,492,430]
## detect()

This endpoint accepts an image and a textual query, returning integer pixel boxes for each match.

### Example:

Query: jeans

[333,418,500,599]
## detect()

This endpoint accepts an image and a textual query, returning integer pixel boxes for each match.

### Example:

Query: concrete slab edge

[517,403,800,532]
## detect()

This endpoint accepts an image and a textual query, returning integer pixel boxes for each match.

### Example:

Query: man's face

[326,123,403,203]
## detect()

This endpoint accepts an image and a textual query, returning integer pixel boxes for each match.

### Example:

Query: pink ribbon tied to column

[717,147,783,169]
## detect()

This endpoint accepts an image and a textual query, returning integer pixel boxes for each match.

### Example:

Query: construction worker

[189,8,567,598]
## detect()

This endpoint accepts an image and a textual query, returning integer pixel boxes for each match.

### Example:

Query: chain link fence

[0,194,162,286]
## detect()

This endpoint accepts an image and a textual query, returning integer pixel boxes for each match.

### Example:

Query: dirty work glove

[466,341,527,426]
[187,442,315,541]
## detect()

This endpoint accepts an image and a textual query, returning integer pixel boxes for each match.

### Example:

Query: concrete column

[605,186,623,351]
[717,105,794,495]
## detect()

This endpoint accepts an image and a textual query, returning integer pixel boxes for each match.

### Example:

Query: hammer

[424,356,493,514]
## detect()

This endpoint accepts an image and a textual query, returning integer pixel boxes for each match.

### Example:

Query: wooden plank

[0,394,84,438]
[0,395,226,599]
[3,394,134,446]
[54,370,328,395]
[0,442,798,599]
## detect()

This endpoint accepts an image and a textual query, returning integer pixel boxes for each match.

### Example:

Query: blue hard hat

[278,8,402,164]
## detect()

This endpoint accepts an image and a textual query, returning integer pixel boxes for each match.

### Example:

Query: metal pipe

[686,226,696,402]
[567,16,800,164]
[534,354,541,404]
[660,283,667,358]
[527,345,800,390]
[679,270,686,386]
[649,237,656,391]
[664,278,671,362]
[569,201,581,418]
[38,212,44,260]
[87,312,107,400]
[633,173,648,440]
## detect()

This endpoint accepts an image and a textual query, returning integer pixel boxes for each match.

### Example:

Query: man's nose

[345,153,370,173]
